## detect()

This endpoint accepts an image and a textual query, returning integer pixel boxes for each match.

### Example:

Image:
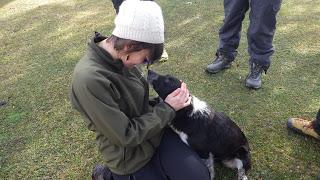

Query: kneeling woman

[70,0,210,179]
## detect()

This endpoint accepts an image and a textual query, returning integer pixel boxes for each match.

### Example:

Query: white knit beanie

[112,0,164,44]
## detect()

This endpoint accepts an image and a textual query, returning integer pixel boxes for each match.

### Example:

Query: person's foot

[287,118,320,140]
[206,52,235,74]
[159,48,169,62]
[245,62,263,89]
[92,164,112,180]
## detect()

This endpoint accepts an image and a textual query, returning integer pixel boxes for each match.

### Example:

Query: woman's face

[121,49,151,68]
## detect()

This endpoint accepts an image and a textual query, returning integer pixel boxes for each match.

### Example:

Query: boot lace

[249,63,263,79]
[213,54,232,65]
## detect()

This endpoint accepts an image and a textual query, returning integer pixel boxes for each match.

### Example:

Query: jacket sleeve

[71,71,175,147]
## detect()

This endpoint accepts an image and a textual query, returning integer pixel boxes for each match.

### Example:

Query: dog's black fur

[147,70,251,179]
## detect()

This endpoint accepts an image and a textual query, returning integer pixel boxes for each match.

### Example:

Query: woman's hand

[164,82,191,111]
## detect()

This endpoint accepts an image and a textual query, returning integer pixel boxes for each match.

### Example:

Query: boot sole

[205,65,231,74]
[245,83,261,89]
[245,78,261,89]
[287,118,320,140]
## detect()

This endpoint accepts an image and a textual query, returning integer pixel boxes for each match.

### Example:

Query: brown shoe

[287,118,320,140]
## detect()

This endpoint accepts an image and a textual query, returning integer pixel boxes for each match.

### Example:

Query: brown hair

[108,35,164,64]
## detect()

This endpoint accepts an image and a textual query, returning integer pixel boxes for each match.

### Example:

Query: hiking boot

[92,164,113,180]
[206,52,235,74]
[287,118,320,140]
[245,62,264,89]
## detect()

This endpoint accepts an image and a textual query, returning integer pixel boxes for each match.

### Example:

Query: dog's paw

[238,168,248,180]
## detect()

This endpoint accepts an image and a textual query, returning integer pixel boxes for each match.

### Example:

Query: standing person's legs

[245,0,281,88]
[247,0,281,71]
[218,0,249,56]
[158,128,211,180]
[206,0,249,73]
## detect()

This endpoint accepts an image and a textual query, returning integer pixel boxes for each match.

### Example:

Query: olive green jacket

[70,34,175,175]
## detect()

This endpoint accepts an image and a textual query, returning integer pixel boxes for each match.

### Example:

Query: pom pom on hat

[112,0,164,44]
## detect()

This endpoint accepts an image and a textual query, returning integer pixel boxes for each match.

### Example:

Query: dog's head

[147,70,182,100]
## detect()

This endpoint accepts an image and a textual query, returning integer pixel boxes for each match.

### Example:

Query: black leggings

[111,128,210,180]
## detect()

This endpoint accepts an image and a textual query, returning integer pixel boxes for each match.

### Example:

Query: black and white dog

[147,70,251,180]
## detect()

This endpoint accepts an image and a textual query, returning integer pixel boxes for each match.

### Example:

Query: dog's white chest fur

[170,96,210,146]
[170,126,189,145]
[191,96,210,116]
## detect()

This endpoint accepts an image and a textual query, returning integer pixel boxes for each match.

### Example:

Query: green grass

[1,0,319,179]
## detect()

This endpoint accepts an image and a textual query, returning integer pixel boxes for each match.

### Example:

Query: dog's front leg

[237,168,248,180]
[202,153,214,180]
[222,158,248,180]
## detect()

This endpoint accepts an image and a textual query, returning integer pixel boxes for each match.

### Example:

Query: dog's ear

[316,109,320,121]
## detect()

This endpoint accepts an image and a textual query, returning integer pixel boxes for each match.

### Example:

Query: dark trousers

[111,128,210,180]
[218,0,282,70]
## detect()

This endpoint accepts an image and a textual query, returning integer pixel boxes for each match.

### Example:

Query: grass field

[1,0,320,179]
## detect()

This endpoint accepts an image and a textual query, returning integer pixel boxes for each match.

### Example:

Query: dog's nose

[147,70,158,83]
